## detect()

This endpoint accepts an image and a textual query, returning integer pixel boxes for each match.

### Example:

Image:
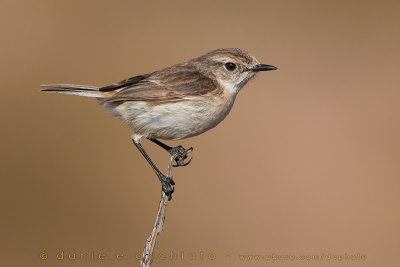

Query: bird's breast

[110,91,237,140]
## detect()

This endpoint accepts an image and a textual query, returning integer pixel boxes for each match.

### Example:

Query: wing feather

[99,74,149,92]
[101,64,218,104]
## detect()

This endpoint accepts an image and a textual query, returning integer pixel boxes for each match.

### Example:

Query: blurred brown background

[1,0,399,266]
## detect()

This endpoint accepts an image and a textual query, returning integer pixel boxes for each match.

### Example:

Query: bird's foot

[168,145,193,167]
[158,173,175,200]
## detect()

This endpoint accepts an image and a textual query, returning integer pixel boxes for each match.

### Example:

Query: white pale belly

[104,94,236,140]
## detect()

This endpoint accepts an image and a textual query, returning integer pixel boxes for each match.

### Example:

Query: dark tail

[41,84,107,98]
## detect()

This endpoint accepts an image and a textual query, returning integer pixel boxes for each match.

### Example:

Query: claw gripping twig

[140,154,176,267]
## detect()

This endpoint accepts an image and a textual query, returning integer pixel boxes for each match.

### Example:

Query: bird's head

[194,48,277,94]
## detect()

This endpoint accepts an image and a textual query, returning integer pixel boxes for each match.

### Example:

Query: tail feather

[41,84,107,98]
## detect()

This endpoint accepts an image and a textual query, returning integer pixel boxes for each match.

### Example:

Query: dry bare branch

[140,155,175,267]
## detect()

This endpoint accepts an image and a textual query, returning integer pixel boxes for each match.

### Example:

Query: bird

[41,48,277,199]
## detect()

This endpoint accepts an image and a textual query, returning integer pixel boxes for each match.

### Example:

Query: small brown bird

[41,48,277,199]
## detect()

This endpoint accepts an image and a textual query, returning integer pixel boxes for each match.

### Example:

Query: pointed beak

[251,64,278,72]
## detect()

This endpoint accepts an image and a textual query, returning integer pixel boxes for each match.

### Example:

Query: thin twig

[140,155,175,267]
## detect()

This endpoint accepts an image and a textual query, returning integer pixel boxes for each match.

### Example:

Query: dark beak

[251,64,278,72]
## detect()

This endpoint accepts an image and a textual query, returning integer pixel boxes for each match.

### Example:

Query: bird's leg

[147,138,193,167]
[132,139,175,200]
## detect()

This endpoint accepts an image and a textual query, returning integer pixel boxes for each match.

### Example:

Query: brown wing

[101,64,218,104]
[99,74,150,92]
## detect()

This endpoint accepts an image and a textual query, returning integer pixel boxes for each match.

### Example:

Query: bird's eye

[225,62,237,71]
